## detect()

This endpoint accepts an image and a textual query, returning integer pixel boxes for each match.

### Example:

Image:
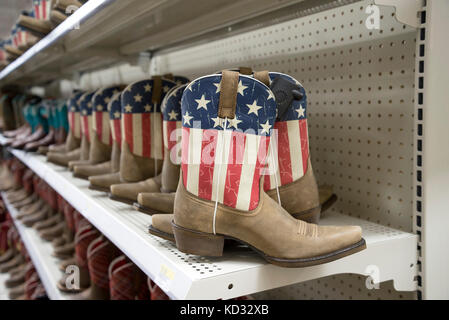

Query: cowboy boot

[134,84,185,214]
[171,71,365,267]
[109,77,176,204]
[109,255,150,300]
[59,256,76,272]
[13,193,38,210]
[22,204,54,227]
[67,91,96,170]
[148,280,170,300]
[5,262,29,288]
[47,92,83,165]
[149,214,175,242]
[57,225,98,293]
[16,197,45,220]
[147,72,338,240]
[0,251,24,273]
[8,283,25,299]
[38,219,66,240]
[24,99,56,151]
[73,86,123,179]
[17,1,53,38]
[71,237,120,300]
[88,92,123,192]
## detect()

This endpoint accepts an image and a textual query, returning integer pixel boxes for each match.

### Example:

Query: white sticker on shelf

[155,264,175,293]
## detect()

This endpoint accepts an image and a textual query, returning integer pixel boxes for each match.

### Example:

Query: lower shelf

[0,272,10,300]
[6,147,418,299]
[2,193,70,300]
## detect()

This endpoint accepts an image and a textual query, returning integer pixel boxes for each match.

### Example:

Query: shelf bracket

[374,0,424,28]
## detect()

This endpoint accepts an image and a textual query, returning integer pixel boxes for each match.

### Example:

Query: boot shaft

[78,91,95,143]
[161,84,185,192]
[119,78,176,182]
[109,91,122,148]
[92,86,123,147]
[67,91,84,139]
[121,77,176,161]
[181,72,276,211]
[87,237,120,290]
[263,72,310,190]
[109,255,149,300]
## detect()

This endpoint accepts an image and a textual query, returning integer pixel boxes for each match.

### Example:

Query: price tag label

[155,264,175,292]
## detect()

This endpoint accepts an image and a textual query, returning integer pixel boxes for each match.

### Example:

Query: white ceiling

[0,0,33,40]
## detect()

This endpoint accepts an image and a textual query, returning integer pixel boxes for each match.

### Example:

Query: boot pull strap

[151,76,163,104]
[253,70,270,87]
[162,73,174,81]
[239,67,252,75]
[218,70,239,119]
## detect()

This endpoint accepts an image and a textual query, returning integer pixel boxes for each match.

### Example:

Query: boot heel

[172,223,224,257]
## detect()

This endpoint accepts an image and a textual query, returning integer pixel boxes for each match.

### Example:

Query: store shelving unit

[0,146,416,300]
[1,194,70,300]
[0,0,350,86]
[0,273,10,300]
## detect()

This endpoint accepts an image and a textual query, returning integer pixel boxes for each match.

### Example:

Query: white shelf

[0,0,351,86]
[0,273,10,300]
[5,146,418,299]
[2,193,70,300]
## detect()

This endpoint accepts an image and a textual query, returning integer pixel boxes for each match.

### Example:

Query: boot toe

[89,172,121,190]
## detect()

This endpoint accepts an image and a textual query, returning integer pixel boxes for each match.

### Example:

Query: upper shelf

[0,0,358,86]
[4,144,417,299]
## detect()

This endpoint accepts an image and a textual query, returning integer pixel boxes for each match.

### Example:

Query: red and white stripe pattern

[109,92,122,148]
[93,87,122,146]
[33,0,50,20]
[81,113,93,142]
[79,92,95,143]
[122,111,164,159]
[68,110,81,138]
[94,109,111,145]
[163,120,182,161]
[264,119,309,190]
[68,92,83,139]
[182,128,270,211]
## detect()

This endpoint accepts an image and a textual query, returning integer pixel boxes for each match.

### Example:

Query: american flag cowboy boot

[172,70,366,267]
[68,90,96,170]
[73,85,124,179]
[17,1,53,38]
[135,83,188,215]
[109,76,177,205]
[88,92,124,192]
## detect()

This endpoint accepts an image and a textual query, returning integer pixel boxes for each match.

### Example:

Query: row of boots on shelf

[0,160,171,300]
[0,0,87,69]
[1,68,366,269]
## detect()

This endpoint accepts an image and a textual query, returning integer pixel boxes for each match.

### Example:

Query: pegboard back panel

[150,0,417,299]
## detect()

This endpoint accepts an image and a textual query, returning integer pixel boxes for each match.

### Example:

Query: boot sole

[108,194,135,205]
[148,225,175,242]
[133,202,158,215]
[88,184,110,193]
[172,222,366,268]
